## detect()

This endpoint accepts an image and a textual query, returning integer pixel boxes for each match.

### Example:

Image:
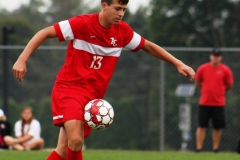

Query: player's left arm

[142,40,195,81]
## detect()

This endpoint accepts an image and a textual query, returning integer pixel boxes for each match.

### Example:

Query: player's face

[21,109,33,122]
[104,0,128,25]
[210,54,222,66]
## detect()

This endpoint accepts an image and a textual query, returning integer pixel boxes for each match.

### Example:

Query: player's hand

[177,63,195,81]
[12,58,27,82]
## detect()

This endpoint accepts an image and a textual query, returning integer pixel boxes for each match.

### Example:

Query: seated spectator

[4,106,44,150]
[0,109,12,149]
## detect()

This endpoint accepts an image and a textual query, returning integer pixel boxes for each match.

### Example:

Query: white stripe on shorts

[53,115,63,120]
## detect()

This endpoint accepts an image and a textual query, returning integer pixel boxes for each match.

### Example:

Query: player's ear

[102,2,108,11]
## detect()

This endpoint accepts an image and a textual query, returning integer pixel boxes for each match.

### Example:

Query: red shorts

[51,87,92,138]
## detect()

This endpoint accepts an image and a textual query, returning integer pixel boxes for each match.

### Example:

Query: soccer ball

[84,99,114,130]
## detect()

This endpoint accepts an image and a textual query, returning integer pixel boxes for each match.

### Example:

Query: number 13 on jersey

[90,56,103,70]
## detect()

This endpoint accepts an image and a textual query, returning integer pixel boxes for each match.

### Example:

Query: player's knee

[68,136,84,148]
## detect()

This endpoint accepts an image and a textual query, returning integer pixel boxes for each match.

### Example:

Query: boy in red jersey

[195,49,233,153]
[12,0,195,159]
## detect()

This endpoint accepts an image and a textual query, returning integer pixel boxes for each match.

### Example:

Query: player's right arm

[12,26,57,82]
[142,40,195,81]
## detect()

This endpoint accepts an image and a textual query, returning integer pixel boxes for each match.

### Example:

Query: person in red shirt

[12,0,195,160]
[195,49,234,152]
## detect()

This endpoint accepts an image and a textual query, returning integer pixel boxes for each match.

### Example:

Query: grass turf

[0,149,239,160]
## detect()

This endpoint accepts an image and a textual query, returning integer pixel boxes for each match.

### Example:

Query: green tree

[47,0,89,23]
[11,0,48,30]
[149,0,240,47]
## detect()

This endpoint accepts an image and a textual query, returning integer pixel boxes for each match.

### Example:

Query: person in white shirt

[4,106,44,150]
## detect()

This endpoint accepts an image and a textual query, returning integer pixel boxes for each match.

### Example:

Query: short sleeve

[54,16,83,42]
[14,121,22,137]
[125,32,145,52]
[122,23,145,52]
[28,120,41,137]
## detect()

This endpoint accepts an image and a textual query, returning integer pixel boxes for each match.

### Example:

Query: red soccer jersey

[196,62,233,106]
[53,14,145,99]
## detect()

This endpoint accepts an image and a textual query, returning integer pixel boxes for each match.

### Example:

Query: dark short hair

[101,0,129,5]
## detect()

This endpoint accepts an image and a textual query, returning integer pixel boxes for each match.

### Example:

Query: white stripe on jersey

[53,115,63,120]
[73,39,122,57]
[125,32,142,50]
[59,20,74,40]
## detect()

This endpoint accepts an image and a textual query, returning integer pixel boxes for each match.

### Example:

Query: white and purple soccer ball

[84,99,114,130]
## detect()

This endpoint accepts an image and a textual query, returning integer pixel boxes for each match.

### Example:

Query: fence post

[160,61,165,151]
[2,26,14,117]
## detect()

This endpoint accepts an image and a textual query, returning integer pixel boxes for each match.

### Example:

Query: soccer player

[12,0,195,159]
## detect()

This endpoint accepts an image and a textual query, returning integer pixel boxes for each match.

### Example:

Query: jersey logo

[110,37,118,46]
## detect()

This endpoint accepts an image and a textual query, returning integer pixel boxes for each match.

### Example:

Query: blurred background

[0,0,240,152]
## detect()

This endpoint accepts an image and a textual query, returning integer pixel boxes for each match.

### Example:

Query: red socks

[46,148,83,160]
[46,150,65,160]
[67,147,83,160]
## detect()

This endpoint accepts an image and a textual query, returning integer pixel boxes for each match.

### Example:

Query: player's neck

[99,12,112,28]
[210,62,220,67]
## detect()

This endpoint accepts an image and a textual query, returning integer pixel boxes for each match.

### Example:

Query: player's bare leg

[212,129,222,151]
[196,127,206,151]
[55,127,68,158]
[64,120,84,160]
[47,127,68,160]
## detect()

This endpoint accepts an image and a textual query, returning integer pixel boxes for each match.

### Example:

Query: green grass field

[0,149,239,160]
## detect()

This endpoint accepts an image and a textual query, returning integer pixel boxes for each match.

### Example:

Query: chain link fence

[0,46,239,152]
